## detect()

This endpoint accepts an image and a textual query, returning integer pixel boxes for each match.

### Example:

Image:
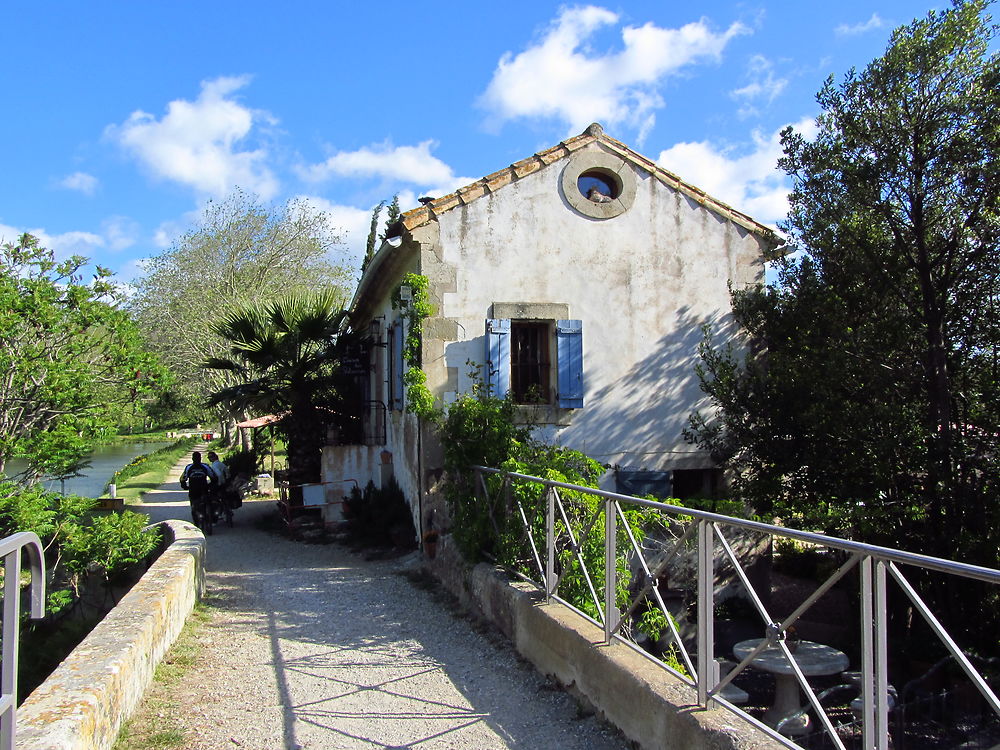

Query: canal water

[4,442,170,497]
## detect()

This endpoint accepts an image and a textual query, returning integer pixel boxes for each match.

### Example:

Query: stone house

[321,123,778,538]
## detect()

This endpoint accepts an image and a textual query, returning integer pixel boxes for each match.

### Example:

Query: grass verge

[112,601,214,750]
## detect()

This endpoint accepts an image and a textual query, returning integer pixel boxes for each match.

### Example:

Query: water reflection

[4,442,170,498]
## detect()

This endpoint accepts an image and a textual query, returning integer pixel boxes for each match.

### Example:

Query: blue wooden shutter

[392,320,405,409]
[486,319,510,397]
[556,320,584,408]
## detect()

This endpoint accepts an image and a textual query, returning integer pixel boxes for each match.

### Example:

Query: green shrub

[435,372,663,622]
[345,477,416,548]
[61,511,160,584]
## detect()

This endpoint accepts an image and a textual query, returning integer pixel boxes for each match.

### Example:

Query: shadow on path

[131,452,624,749]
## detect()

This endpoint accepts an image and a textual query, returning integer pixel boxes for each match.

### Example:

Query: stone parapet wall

[16,520,205,750]
[426,536,782,750]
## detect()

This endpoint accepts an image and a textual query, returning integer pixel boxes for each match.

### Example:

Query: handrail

[1,531,46,750]
[471,465,1000,750]
[473,466,1000,584]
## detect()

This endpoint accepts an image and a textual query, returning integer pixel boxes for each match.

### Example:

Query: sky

[0,1,952,282]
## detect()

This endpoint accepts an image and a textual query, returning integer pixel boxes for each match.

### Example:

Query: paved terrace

[130,453,628,750]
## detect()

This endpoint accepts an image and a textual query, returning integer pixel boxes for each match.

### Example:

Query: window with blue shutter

[392,320,405,409]
[556,319,584,408]
[486,318,511,397]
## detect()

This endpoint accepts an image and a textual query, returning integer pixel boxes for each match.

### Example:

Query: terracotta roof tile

[457,183,486,204]
[430,193,461,215]
[402,206,432,231]
[537,145,568,165]
[512,157,541,179]
[396,125,775,242]
[561,134,594,152]
[484,169,514,192]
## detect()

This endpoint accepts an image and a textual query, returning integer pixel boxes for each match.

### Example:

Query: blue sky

[1,2,948,280]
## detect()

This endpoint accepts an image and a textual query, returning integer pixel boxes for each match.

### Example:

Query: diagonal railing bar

[619,522,696,622]
[551,488,605,623]
[615,507,697,677]
[778,553,862,633]
[470,466,1000,750]
[715,638,776,698]
[513,494,546,581]
[714,525,779,628]
[475,469,508,542]
[774,636,849,750]
[614,504,697,676]
[888,561,1000,717]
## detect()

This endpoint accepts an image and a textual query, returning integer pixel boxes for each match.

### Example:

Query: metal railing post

[1,547,21,750]
[860,556,890,750]
[604,498,618,645]
[874,559,889,749]
[697,520,715,707]
[860,555,875,747]
[1,532,46,750]
[545,486,556,601]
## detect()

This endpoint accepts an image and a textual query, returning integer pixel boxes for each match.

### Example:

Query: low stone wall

[16,520,206,750]
[426,537,783,750]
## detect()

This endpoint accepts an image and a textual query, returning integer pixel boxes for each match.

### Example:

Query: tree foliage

[689,1,1000,568]
[0,234,166,477]
[129,189,352,426]
[204,289,348,486]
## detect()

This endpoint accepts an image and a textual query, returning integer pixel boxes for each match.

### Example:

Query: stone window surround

[489,302,576,426]
[560,150,637,220]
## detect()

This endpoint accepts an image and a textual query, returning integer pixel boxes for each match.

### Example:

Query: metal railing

[1,532,46,750]
[473,466,1000,750]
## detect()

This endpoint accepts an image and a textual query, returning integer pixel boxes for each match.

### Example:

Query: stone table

[733,637,849,735]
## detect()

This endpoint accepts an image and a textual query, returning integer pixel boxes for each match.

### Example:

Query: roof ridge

[400,125,775,241]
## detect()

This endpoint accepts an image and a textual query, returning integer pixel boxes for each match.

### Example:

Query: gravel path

[131,451,628,750]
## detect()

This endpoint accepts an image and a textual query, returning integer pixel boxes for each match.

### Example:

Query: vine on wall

[391,273,437,418]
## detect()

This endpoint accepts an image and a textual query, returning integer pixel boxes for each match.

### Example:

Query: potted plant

[422,530,439,559]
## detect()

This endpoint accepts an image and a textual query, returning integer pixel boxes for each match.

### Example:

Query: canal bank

[5,441,170,497]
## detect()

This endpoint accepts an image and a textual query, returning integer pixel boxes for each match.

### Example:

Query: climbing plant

[391,273,437,418]
[436,371,665,625]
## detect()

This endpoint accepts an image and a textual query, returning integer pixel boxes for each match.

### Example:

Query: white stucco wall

[426,142,765,472]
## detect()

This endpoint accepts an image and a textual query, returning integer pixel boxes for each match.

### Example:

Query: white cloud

[657,118,818,225]
[101,216,140,251]
[58,172,99,196]
[297,192,429,273]
[835,13,885,36]
[106,76,279,200]
[300,140,475,197]
[0,218,144,263]
[34,229,105,260]
[480,6,750,138]
[731,55,788,118]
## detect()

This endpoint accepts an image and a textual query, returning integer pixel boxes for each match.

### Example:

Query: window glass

[578,170,619,202]
[510,321,551,403]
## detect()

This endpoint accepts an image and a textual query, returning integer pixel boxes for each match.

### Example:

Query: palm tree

[204,289,348,489]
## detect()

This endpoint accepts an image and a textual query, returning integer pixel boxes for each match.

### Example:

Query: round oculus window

[577,170,620,203]
[561,151,637,219]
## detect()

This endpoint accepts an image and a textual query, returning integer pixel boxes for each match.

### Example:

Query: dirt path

[126,451,627,749]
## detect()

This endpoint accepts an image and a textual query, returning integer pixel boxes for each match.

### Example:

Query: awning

[235,414,285,429]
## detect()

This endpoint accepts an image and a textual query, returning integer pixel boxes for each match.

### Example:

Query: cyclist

[180,451,216,527]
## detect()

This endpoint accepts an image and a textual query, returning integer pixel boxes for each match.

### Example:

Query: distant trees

[0,234,166,479]
[362,194,401,272]
[689,1,1000,568]
[129,190,353,438]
